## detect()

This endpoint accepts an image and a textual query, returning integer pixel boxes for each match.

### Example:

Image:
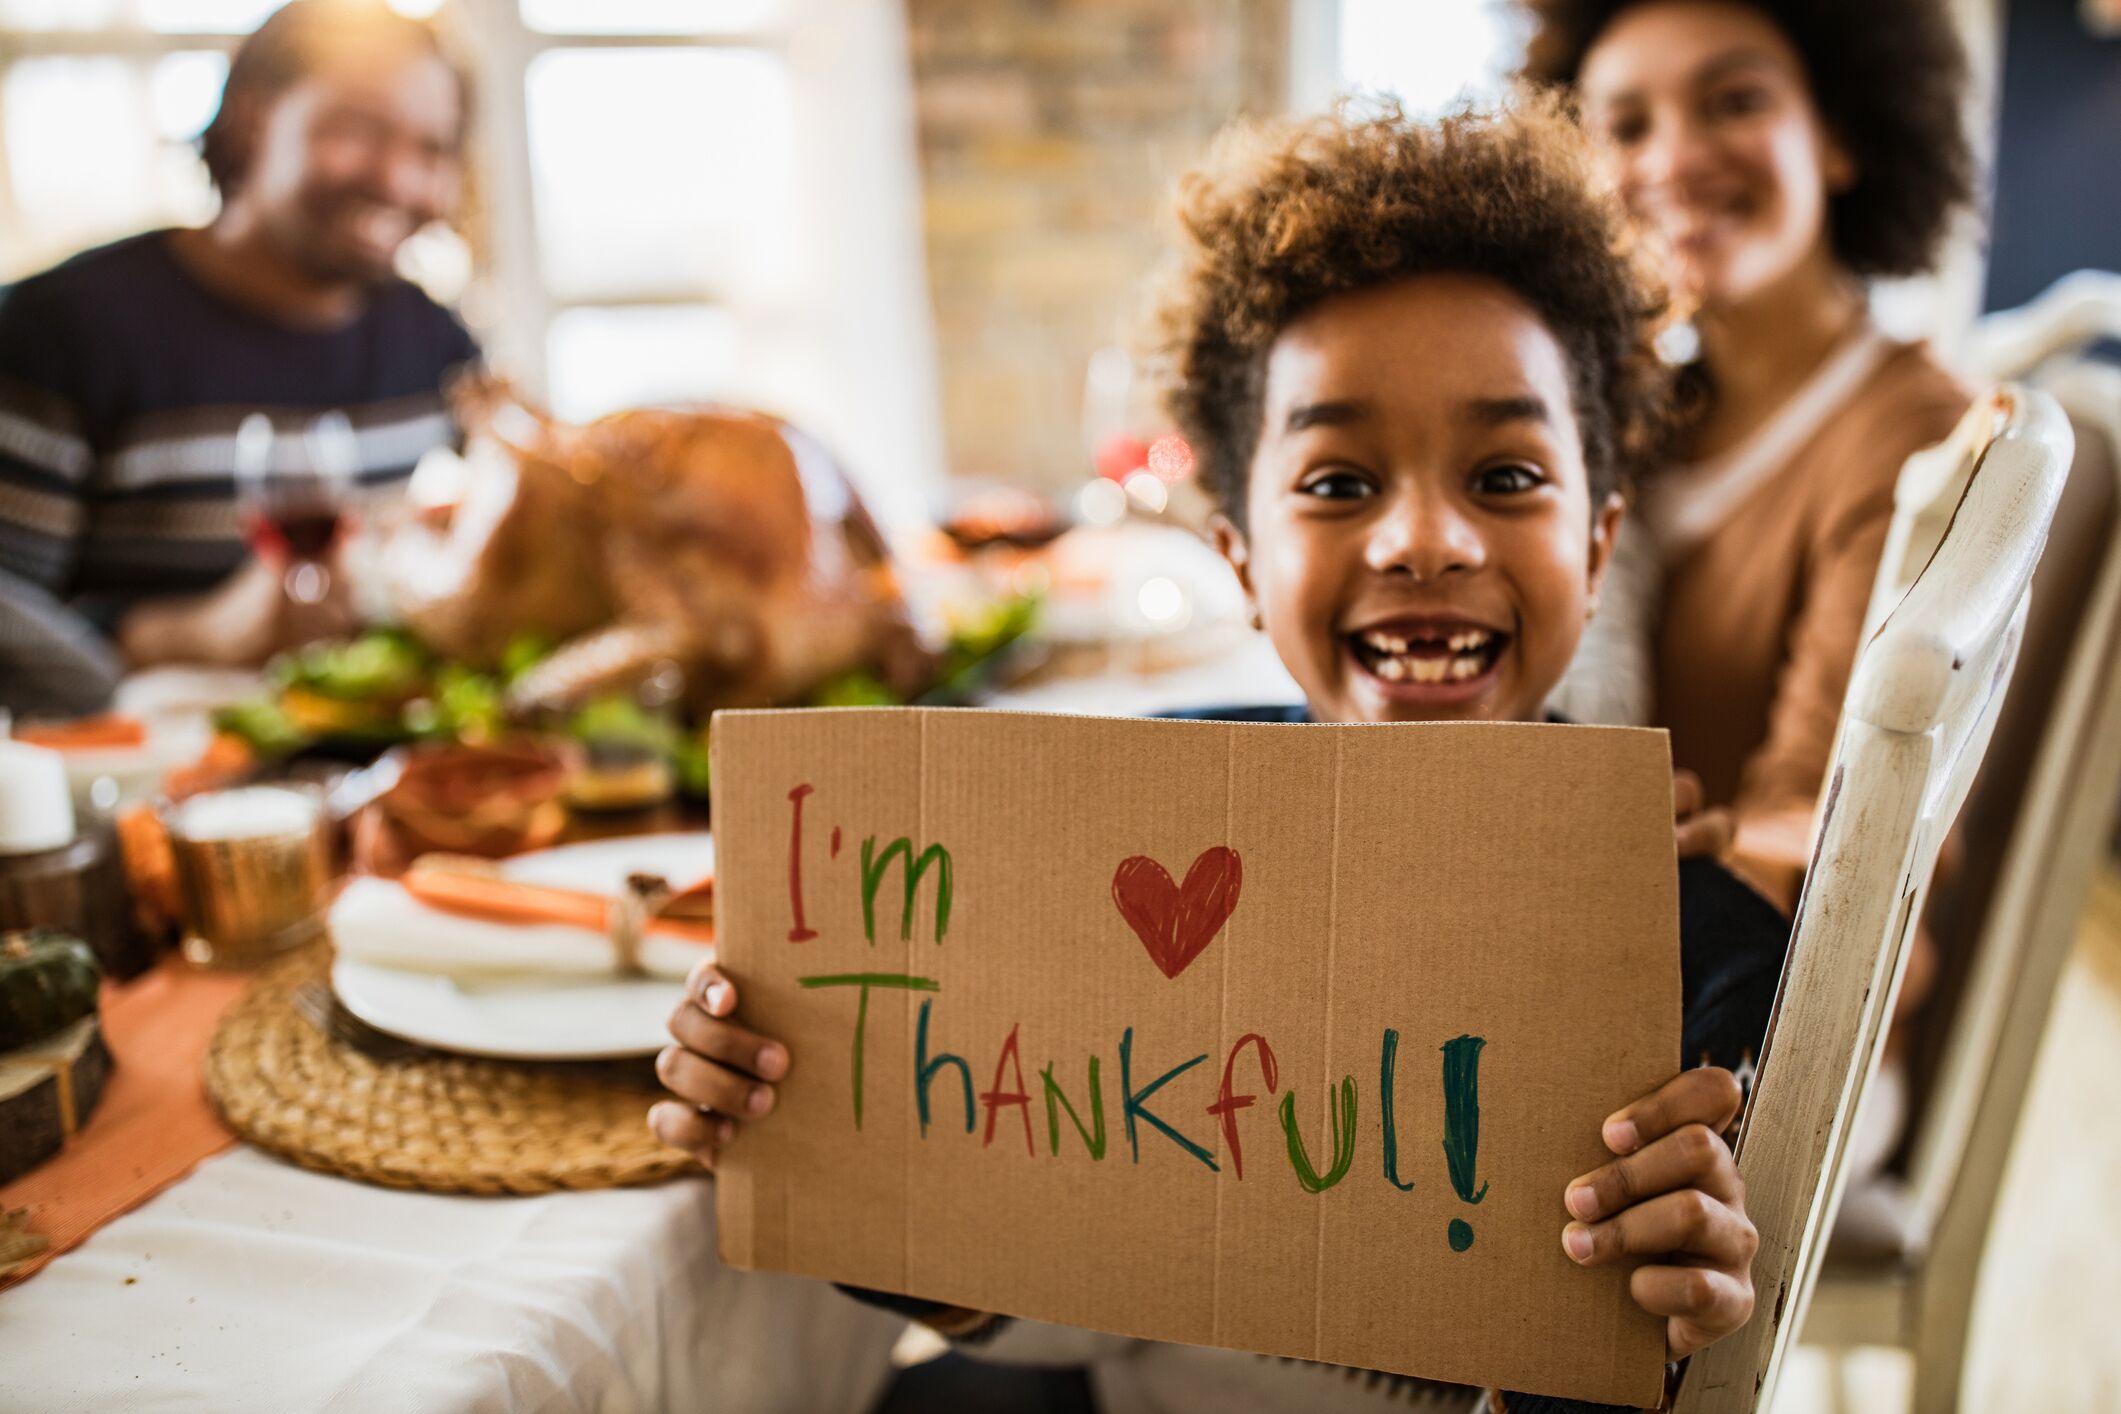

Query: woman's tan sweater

[1655,342,1973,909]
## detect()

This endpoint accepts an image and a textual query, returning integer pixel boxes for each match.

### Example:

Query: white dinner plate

[329,831,712,1060]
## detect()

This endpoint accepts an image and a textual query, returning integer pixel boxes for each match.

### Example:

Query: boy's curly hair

[1143,96,1672,527]
[1521,0,1974,280]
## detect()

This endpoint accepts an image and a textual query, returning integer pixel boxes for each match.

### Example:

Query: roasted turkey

[384,381,929,712]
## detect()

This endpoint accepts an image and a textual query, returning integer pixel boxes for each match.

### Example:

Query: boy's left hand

[1561,1066,1757,1359]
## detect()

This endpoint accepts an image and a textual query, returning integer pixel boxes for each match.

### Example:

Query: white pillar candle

[0,740,77,856]
[168,786,318,843]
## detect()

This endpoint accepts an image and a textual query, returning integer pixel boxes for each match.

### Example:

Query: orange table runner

[0,953,248,1289]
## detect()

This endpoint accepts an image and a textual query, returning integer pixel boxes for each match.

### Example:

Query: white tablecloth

[0,1147,902,1413]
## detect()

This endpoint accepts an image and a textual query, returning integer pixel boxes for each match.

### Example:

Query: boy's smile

[1217,274,1622,726]
[1347,616,1510,704]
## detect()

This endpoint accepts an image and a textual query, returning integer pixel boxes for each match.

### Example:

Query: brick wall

[905,0,1291,494]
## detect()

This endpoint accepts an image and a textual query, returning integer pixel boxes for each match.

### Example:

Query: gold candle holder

[161,786,331,970]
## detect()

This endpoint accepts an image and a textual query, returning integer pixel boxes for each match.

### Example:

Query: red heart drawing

[1111,847,1243,979]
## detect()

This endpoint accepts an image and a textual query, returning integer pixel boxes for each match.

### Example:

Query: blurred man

[0,0,477,711]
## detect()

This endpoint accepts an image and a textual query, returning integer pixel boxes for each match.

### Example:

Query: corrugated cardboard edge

[709,713,756,1273]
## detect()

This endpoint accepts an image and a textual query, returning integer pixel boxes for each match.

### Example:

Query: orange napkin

[0,954,247,1289]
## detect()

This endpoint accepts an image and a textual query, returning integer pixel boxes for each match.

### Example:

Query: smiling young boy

[654,99,1790,1414]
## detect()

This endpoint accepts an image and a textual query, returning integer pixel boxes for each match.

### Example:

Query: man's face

[239,44,463,284]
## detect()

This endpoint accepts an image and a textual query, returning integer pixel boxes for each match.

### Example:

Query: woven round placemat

[205,944,693,1195]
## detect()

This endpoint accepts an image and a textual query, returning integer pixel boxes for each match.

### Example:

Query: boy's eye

[1473,463,1544,495]
[1295,468,1376,501]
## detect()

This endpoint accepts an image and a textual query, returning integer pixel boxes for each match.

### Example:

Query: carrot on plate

[401,860,715,944]
[15,714,148,751]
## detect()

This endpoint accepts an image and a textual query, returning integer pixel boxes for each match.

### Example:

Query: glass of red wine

[235,411,360,606]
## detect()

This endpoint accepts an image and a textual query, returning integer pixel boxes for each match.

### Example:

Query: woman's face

[1577,0,1851,310]
[1218,274,1622,727]
[242,44,464,284]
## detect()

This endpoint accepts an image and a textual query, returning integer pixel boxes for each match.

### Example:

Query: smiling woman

[1523,0,1978,910]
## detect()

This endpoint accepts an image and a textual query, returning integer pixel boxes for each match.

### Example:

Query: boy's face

[1217,274,1623,726]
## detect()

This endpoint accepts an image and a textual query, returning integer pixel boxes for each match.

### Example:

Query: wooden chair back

[1672,386,2075,1414]
[1900,362,2121,1247]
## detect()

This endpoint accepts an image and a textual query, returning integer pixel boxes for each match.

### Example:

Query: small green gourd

[0,931,101,1051]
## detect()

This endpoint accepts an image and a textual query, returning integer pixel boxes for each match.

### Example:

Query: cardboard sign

[712,709,1680,1406]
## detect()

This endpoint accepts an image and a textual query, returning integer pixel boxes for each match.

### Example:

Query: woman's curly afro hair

[1143,95,1673,528]
[1521,0,1975,280]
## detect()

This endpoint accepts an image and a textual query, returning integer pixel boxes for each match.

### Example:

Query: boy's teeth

[1358,625,1502,688]
[1362,627,1493,654]
[1363,629,1410,655]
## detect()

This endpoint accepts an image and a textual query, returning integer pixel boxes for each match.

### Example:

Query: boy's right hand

[649,959,790,1171]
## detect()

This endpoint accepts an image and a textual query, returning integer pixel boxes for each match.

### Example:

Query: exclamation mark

[1441,1034,1489,1251]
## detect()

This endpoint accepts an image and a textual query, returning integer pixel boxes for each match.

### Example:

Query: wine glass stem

[285,561,331,606]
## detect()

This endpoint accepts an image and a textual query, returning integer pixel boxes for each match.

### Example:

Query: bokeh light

[1136,576,1187,626]
[1076,478,1127,527]
[1123,471,1168,514]
[1146,434,1194,483]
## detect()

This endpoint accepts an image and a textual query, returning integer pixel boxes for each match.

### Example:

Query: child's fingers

[1565,1123,1739,1222]
[685,958,738,1017]
[1603,1067,1744,1154]
[1673,806,1734,860]
[1672,770,1705,821]
[657,1044,777,1118]
[1670,770,1733,859]
[1562,1188,1757,1270]
[666,999,789,1081]
[648,1100,733,1168]
[1629,1265,1756,1358]
[922,1308,1002,1339]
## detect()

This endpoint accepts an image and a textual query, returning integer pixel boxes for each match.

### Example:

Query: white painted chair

[1790,321,2121,1409]
[1672,385,2076,1414]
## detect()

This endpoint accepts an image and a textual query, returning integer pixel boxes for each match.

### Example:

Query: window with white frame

[462,0,801,423]
[1292,0,1523,116]
[0,0,943,523]
[0,0,271,278]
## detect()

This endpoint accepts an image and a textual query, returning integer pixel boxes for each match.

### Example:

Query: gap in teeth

[1362,627,1490,655]
[1359,634,1494,685]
